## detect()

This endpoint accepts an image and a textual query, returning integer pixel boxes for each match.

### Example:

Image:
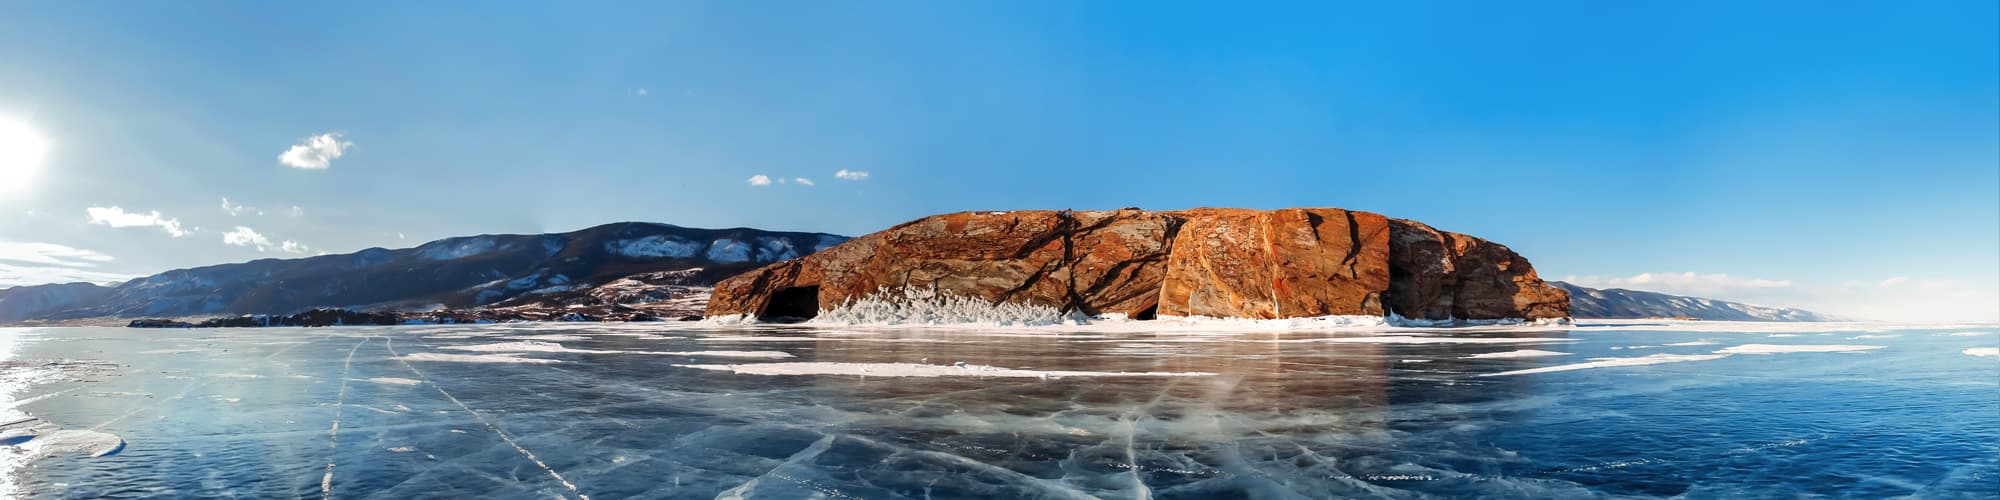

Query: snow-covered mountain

[4,222,846,322]
[1554,282,1841,321]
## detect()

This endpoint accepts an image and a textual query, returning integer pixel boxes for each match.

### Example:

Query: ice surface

[443,341,793,359]
[1482,354,1732,377]
[674,362,1217,378]
[400,352,561,364]
[1964,348,1998,359]
[1713,344,1886,355]
[1466,349,1569,359]
[2,322,1995,498]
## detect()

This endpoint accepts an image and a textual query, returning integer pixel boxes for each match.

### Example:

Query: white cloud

[1876,277,1908,288]
[220,197,249,216]
[747,174,772,187]
[1567,272,1792,297]
[834,169,869,181]
[793,177,814,186]
[221,226,273,251]
[0,241,115,267]
[0,241,131,287]
[634,88,649,96]
[280,240,310,254]
[278,132,352,169]
[0,262,135,288]
[86,206,190,237]
[288,205,305,217]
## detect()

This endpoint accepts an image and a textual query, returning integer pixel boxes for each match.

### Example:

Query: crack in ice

[322,338,369,499]
[386,338,590,500]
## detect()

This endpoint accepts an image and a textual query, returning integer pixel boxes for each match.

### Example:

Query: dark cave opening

[1133,304,1158,321]
[761,286,821,321]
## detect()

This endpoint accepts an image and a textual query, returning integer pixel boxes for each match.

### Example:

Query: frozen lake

[2,320,1995,498]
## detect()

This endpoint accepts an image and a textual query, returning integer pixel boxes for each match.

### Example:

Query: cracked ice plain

[0,319,1993,499]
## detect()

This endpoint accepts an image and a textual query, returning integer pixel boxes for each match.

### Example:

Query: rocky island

[707,208,1570,322]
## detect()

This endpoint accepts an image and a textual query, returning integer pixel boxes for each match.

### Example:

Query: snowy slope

[15,222,847,321]
[1554,282,1842,322]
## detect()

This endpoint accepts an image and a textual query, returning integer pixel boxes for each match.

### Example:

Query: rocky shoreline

[708,208,1570,322]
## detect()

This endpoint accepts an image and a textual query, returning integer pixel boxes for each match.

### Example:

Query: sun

[0,118,50,195]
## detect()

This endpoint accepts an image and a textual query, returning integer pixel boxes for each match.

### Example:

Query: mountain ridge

[1554,281,1842,322]
[1,221,847,322]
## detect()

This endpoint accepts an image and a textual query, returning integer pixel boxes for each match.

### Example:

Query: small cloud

[1876,277,1908,288]
[220,197,249,216]
[834,169,869,181]
[794,177,814,186]
[86,206,190,237]
[280,240,310,254]
[0,244,136,286]
[288,205,305,217]
[634,88,649,96]
[396,232,406,240]
[222,226,273,252]
[278,132,352,169]
[747,174,772,187]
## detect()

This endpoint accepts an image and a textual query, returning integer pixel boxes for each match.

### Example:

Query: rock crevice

[705,208,1568,321]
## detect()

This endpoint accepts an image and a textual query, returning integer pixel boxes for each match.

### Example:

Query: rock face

[706,208,1569,321]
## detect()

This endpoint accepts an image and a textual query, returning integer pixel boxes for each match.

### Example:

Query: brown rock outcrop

[705,208,1568,322]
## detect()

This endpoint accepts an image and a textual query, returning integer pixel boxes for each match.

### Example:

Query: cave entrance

[1133,304,1158,321]
[761,286,821,322]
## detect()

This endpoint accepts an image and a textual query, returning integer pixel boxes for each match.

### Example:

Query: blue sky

[0,1,1994,321]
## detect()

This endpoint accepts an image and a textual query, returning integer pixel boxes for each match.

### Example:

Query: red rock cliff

[704,208,1568,321]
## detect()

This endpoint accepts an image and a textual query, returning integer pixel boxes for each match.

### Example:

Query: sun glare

[0,118,50,194]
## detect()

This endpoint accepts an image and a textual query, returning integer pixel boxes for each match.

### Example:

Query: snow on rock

[417,236,503,261]
[673,361,1216,378]
[813,235,848,252]
[753,237,800,262]
[605,235,702,259]
[705,239,752,263]
[540,236,567,257]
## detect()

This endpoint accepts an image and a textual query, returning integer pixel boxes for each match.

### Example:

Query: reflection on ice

[1465,349,1568,359]
[675,362,1218,378]
[0,319,1993,498]
[1482,353,1732,377]
[1713,344,1885,355]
